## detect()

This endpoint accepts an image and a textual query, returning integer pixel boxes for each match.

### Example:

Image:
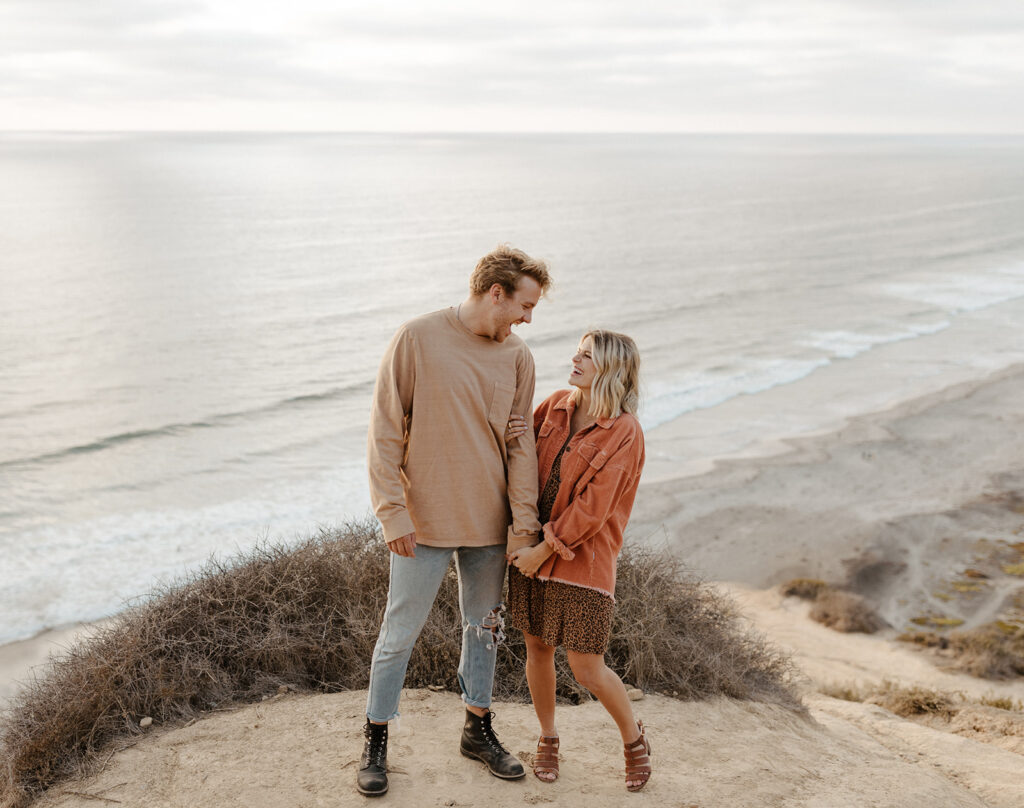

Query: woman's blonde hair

[570,330,641,419]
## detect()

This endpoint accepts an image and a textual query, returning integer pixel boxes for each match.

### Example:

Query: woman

[505,329,649,792]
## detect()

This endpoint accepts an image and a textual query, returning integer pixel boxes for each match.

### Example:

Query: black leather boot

[356,721,389,796]
[460,709,525,780]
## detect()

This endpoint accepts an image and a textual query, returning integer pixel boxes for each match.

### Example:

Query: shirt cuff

[506,532,537,554]
[380,510,416,543]
[542,522,575,561]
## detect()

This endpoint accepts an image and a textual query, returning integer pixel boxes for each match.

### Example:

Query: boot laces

[480,711,508,755]
[363,722,387,766]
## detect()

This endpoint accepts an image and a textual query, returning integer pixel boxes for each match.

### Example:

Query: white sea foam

[800,321,951,360]
[883,265,1024,313]
[641,318,957,431]
[640,358,830,431]
[0,462,372,646]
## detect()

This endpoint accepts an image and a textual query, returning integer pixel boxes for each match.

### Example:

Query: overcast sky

[2,0,1024,132]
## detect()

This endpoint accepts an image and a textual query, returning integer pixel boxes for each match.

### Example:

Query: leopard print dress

[507,435,615,654]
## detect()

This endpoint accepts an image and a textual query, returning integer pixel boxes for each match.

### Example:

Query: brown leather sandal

[624,720,651,792]
[533,735,559,782]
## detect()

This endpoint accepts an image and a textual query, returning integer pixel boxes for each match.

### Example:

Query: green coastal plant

[0,521,800,807]
[909,616,965,629]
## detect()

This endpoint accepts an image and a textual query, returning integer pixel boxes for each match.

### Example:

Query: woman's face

[569,336,598,391]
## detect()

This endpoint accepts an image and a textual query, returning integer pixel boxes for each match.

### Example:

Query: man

[357,245,551,797]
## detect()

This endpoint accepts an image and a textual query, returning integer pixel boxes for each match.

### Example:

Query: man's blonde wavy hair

[470,244,552,297]
[570,330,641,420]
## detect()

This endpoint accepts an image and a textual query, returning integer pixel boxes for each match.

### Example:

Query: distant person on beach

[504,330,650,792]
[357,245,551,797]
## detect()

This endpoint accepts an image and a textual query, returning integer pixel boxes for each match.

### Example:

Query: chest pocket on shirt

[488,382,517,429]
[577,440,610,470]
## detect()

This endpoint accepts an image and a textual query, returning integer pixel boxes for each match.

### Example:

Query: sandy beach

[634,362,1024,630]
[5,363,1024,806]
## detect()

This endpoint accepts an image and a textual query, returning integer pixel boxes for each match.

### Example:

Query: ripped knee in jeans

[472,603,506,650]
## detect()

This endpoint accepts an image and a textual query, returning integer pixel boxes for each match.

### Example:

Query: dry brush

[1,521,799,806]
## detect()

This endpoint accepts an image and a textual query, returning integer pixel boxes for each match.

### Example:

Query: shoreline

[633,359,1024,630]
[6,360,1024,704]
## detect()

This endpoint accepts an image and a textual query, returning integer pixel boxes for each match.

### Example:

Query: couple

[357,245,649,796]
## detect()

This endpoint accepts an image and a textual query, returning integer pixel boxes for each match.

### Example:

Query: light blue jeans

[365,543,507,723]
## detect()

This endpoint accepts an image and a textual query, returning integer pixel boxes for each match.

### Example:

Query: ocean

[3,132,1024,645]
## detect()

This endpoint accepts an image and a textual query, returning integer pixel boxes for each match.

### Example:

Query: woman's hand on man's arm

[504,414,528,444]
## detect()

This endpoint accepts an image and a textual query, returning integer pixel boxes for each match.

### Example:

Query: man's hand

[509,543,549,577]
[387,532,417,558]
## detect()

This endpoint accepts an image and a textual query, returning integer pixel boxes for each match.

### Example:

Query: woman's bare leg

[523,631,558,737]
[566,650,646,788]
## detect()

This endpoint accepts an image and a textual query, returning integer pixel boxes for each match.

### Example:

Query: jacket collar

[554,391,616,429]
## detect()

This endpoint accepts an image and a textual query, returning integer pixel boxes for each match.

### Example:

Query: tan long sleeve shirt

[367,307,541,550]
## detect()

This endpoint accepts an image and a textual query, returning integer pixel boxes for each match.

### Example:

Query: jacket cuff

[380,510,416,543]
[542,523,575,561]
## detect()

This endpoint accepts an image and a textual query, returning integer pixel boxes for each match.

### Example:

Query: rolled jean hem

[461,695,492,709]
[365,709,400,724]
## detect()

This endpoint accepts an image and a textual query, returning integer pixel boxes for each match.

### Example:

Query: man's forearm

[506,436,541,550]
[367,329,415,542]
[506,354,541,550]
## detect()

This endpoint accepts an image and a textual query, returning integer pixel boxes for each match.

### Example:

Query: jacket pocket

[488,382,517,430]
[577,440,609,470]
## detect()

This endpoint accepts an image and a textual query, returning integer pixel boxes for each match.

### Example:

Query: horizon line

[3,129,1024,137]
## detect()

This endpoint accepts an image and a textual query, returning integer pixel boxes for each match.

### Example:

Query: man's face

[490,276,542,342]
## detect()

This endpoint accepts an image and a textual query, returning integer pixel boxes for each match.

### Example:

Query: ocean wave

[524,293,730,351]
[640,357,830,430]
[640,315,956,430]
[0,461,372,646]
[0,380,373,470]
[799,321,951,360]
[883,264,1024,313]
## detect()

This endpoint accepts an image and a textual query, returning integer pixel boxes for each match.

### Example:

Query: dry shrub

[944,624,1024,679]
[867,683,957,719]
[980,695,1022,711]
[0,522,800,807]
[819,682,864,702]
[897,630,948,649]
[780,578,829,600]
[898,624,1024,679]
[600,544,799,708]
[809,589,886,634]
[780,578,885,634]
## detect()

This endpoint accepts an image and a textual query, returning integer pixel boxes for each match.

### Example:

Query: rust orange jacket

[533,390,645,599]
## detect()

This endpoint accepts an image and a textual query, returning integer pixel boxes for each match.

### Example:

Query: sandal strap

[624,721,652,787]
[535,736,559,759]
[534,735,560,774]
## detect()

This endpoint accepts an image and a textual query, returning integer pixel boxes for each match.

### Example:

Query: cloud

[1,0,1023,130]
